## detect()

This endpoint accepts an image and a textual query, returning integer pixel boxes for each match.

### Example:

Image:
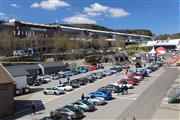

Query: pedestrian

[81,93,85,100]
[30,101,36,115]
[67,76,70,83]
[59,79,61,84]
[121,85,124,95]
[124,84,128,95]
[133,116,136,120]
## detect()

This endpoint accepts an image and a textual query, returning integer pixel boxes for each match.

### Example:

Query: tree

[92,35,108,50]
[53,33,69,53]
[112,35,125,49]
[0,29,14,56]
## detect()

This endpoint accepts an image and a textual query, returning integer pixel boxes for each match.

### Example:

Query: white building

[146,39,180,50]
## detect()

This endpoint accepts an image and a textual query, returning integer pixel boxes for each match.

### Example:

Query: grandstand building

[0,19,152,43]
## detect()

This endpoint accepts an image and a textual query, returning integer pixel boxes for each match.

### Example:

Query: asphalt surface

[117,67,179,120]
[4,65,179,120]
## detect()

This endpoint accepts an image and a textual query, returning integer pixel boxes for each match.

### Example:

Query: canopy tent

[156,47,167,55]
[148,46,157,54]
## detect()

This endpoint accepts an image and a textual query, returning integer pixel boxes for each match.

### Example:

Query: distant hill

[48,23,153,36]
[156,33,180,40]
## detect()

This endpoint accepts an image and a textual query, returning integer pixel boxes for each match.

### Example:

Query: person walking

[59,79,62,84]
[124,84,128,95]
[81,93,85,100]
[121,85,124,95]
[30,101,36,115]
[67,76,70,83]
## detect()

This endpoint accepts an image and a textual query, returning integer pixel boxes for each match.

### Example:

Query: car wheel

[94,102,98,106]
[44,91,47,95]
[54,92,58,95]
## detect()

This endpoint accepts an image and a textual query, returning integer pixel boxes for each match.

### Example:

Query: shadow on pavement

[4,100,45,120]
[30,87,44,93]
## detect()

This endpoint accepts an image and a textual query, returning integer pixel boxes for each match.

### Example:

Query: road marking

[113,94,140,100]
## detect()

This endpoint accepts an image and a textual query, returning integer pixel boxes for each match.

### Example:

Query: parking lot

[8,63,179,120]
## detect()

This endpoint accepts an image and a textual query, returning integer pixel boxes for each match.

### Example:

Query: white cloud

[63,14,96,24]
[31,3,39,8]
[84,3,109,16]
[10,3,20,8]
[83,2,129,18]
[0,12,5,16]
[108,8,129,18]
[30,0,70,10]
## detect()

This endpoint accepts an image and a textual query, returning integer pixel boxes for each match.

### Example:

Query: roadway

[6,65,179,120]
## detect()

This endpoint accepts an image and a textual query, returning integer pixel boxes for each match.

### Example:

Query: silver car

[84,95,106,105]
[70,100,96,112]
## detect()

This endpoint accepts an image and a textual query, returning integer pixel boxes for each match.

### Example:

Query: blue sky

[0,0,179,35]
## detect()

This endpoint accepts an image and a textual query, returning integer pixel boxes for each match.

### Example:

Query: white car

[43,87,65,95]
[84,95,106,105]
[43,77,51,82]
[113,83,133,89]
[56,84,73,91]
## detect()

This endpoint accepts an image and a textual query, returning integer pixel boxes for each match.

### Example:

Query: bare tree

[112,35,125,49]
[92,35,108,50]
[53,33,69,53]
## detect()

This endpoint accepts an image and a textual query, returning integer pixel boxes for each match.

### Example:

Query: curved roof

[156,47,166,51]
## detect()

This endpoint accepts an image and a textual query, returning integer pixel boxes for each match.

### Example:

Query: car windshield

[81,100,92,105]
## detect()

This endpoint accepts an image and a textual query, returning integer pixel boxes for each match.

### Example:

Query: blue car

[76,67,88,73]
[89,91,112,100]
[63,71,74,77]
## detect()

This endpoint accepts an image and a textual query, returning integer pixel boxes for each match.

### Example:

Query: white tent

[148,46,156,54]
[148,46,157,57]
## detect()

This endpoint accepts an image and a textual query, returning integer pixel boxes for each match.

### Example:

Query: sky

[0,0,179,35]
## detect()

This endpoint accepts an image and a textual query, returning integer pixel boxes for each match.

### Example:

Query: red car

[87,66,97,71]
[127,74,143,80]
[116,79,134,85]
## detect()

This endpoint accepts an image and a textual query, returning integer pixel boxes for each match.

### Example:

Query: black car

[98,84,122,93]
[40,112,69,120]
[83,75,96,83]
[27,79,42,86]
[75,78,87,86]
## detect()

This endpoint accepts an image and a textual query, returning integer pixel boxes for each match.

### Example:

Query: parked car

[44,87,65,95]
[63,71,74,77]
[75,78,88,85]
[98,84,122,93]
[91,72,103,79]
[115,80,133,89]
[56,84,73,91]
[49,74,60,80]
[87,66,97,71]
[76,66,88,73]
[40,113,69,120]
[102,70,112,76]
[89,91,112,100]
[55,105,84,119]
[27,79,42,86]
[64,81,80,88]
[84,95,106,105]
[70,100,96,112]
[83,75,96,83]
